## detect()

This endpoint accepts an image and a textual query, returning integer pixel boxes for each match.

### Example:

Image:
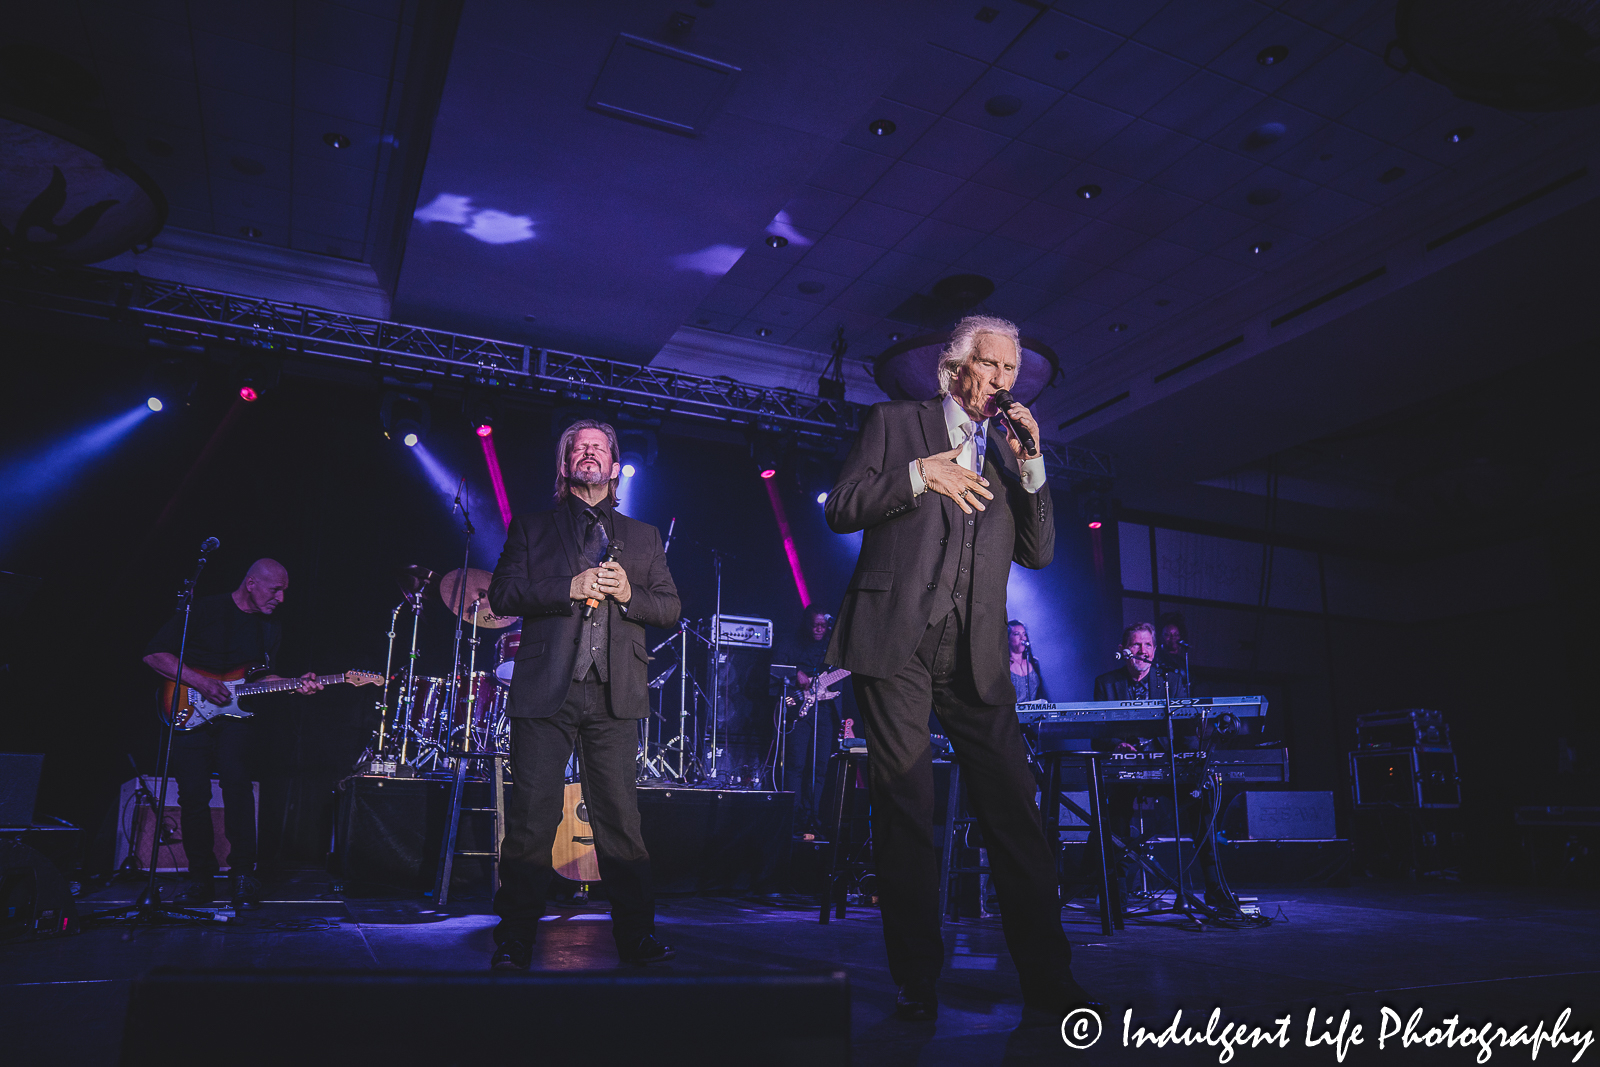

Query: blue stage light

[622,463,637,478]
[816,491,827,505]
[146,397,163,412]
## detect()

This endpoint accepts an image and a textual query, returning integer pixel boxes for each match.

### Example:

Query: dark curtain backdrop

[0,335,1114,871]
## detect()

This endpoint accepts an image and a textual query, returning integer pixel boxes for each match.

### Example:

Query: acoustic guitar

[552,781,600,882]
[159,665,383,729]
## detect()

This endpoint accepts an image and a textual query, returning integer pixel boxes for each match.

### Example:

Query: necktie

[963,421,986,473]
[581,507,609,568]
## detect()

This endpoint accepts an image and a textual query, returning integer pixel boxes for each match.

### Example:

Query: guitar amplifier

[702,615,773,648]
[1356,709,1449,748]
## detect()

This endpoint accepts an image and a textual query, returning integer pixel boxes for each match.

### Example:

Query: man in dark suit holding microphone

[487,419,680,969]
[826,315,1096,1021]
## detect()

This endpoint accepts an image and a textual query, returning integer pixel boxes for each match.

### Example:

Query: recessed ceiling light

[1242,122,1286,151]
[1319,152,1335,162]
[1076,184,1101,200]
[797,280,825,294]
[697,318,711,325]
[1378,166,1406,184]
[230,156,266,176]
[523,314,538,322]
[1154,298,1170,307]
[1447,126,1475,144]
[868,119,896,137]
[889,333,902,341]
[1053,49,1070,60]
[1257,45,1288,66]
[975,6,999,23]
[145,137,174,157]
[984,94,1022,117]
[240,226,263,238]
[1108,322,1128,332]
[1252,240,1273,254]
[757,327,772,337]
[765,234,788,249]
[323,132,351,149]
[1246,188,1281,206]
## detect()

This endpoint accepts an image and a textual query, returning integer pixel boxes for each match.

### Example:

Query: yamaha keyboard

[1015,696,1268,725]
[1095,749,1289,784]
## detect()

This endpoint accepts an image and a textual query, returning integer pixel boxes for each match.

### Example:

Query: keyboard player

[1083,622,1226,920]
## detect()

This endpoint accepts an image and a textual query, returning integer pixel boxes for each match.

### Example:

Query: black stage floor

[3,873,1596,1065]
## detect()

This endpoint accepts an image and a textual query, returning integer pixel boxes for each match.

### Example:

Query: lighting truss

[0,261,1116,479]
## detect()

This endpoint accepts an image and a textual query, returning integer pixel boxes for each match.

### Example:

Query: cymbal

[395,564,437,596]
[438,567,516,629]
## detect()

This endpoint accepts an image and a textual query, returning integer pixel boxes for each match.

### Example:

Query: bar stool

[817,749,872,923]
[1037,750,1116,935]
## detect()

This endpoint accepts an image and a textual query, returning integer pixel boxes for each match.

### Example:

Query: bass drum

[495,629,520,686]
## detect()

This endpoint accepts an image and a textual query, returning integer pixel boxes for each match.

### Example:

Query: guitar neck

[234,674,345,697]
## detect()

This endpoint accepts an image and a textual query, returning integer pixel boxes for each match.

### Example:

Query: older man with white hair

[826,315,1098,1022]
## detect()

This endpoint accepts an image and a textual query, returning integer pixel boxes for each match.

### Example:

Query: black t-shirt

[144,593,281,673]
[776,635,830,681]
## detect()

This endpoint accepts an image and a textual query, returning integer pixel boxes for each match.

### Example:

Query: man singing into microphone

[486,419,680,969]
[825,314,1096,1022]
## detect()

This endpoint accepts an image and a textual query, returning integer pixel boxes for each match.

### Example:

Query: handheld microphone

[200,537,220,553]
[583,540,625,619]
[991,389,1036,456]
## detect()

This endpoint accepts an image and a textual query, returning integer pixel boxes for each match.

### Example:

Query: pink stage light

[1087,520,1102,529]
[759,468,776,479]
[475,423,493,437]
[239,386,258,402]
[762,476,811,607]
[479,431,513,529]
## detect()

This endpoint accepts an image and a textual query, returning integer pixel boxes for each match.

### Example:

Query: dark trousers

[494,676,654,949]
[852,611,1075,1007]
[1085,783,1221,909]
[167,718,255,876]
[783,699,838,815]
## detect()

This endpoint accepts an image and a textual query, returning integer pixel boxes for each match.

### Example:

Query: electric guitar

[160,665,383,730]
[786,667,851,715]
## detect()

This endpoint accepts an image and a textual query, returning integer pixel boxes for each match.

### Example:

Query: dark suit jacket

[1092,667,1189,703]
[488,502,679,719]
[824,398,1053,706]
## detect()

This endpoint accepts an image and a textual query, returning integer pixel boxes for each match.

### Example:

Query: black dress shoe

[228,871,262,908]
[490,940,533,971]
[895,980,938,1021]
[176,878,214,905]
[618,935,676,965]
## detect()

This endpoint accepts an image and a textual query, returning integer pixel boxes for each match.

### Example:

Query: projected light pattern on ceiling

[670,244,745,276]
[413,193,536,245]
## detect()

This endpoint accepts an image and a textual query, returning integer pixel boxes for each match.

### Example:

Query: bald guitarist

[142,559,323,907]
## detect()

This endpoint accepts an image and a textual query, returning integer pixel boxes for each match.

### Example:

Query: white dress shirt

[909,393,1047,497]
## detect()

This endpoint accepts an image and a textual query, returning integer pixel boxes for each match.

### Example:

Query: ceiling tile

[954,234,1047,281]
[720,253,790,292]
[1056,0,1169,37]
[808,144,897,198]
[881,43,989,114]
[831,279,913,317]
[1401,101,1533,167]
[211,176,291,220]
[832,200,924,248]
[100,64,204,128]
[780,186,857,232]
[293,192,368,243]
[686,309,741,332]
[1039,161,1143,214]
[1060,219,1146,264]
[1098,184,1202,235]
[1211,224,1313,267]
[860,250,947,292]
[1160,203,1255,252]
[747,291,822,330]
[1020,93,1135,158]
[1129,284,1203,318]
[1278,0,1391,40]
[132,161,212,215]
[1162,253,1259,297]
[85,12,192,71]
[800,234,890,277]
[840,100,940,158]
[930,182,1029,232]
[994,201,1092,250]
[1135,1,1272,67]
[192,32,292,103]
[1089,120,1201,180]
[206,138,293,191]
[1208,13,1341,88]
[115,114,208,175]
[1014,251,1101,293]
[946,68,1066,136]
[1267,187,1371,239]
[1072,267,1152,307]
[294,109,382,173]
[1110,237,1203,282]
[864,161,965,215]
[1275,42,1398,120]
[697,283,765,318]
[983,284,1056,323]
[164,206,216,232]
[926,0,1040,64]
[1207,97,1326,163]
[775,265,855,306]
[1034,294,1112,332]
[1214,166,1319,221]
[1150,142,1260,201]
[732,319,798,346]
[1074,41,1197,115]
[1325,146,1443,204]
[901,117,1012,180]
[200,87,292,148]
[294,58,390,126]
[214,212,289,247]
[972,143,1076,200]
[895,218,986,263]
[190,0,293,51]
[296,1,399,78]
[1270,122,1385,181]
[1144,70,1266,141]
[995,11,1124,92]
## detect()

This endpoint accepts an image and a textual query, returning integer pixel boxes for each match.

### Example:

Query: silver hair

[552,418,622,504]
[936,315,1021,395]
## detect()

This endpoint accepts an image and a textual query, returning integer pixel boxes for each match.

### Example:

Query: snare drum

[495,629,521,686]
[410,672,500,741]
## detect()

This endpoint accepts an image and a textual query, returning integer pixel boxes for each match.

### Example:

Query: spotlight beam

[479,432,513,530]
[0,403,155,551]
[762,476,811,608]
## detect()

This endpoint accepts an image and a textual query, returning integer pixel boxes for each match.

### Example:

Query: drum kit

[365,564,520,777]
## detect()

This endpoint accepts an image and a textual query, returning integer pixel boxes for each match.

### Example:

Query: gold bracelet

[916,457,927,487]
